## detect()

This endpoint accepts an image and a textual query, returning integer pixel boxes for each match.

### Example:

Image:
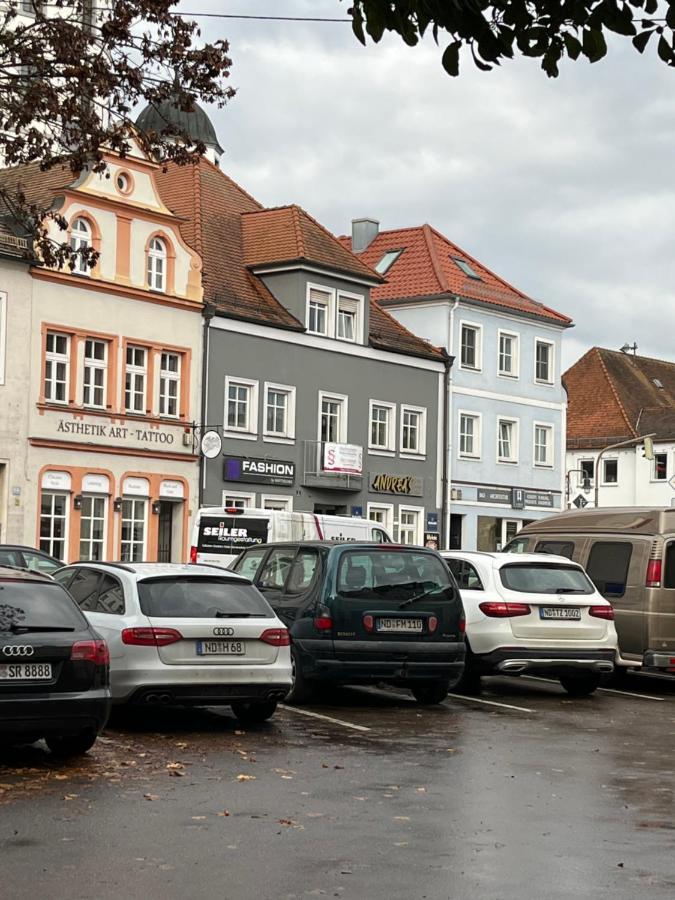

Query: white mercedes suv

[53,562,292,723]
[442,552,619,697]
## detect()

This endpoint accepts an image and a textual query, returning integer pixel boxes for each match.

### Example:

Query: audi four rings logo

[213,627,235,637]
[2,646,35,657]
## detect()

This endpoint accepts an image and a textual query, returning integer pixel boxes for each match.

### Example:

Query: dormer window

[307,287,331,336]
[70,217,92,275]
[337,292,362,343]
[147,236,167,292]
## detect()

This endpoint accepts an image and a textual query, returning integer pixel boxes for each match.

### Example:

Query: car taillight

[71,640,109,665]
[190,546,198,564]
[363,614,374,633]
[479,601,531,618]
[121,627,183,647]
[458,614,466,634]
[589,605,614,620]
[646,559,662,588]
[313,604,333,631]
[428,615,438,633]
[259,628,291,646]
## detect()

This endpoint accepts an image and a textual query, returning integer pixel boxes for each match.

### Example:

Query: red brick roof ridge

[422,223,449,293]
[191,162,203,258]
[291,205,306,258]
[595,348,637,438]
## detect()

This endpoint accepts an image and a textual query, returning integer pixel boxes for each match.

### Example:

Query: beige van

[504,508,675,673]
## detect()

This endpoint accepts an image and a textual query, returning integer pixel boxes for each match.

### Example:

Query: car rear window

[499,564,594,594]
[535,541,575,560]
[336,550,456,603]
[137,577,274,618]
[0,580,87,631]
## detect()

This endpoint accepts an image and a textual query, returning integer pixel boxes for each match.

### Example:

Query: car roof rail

[86,561,136,573]
[0,564,54,580]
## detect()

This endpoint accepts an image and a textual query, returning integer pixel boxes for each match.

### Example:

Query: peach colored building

[0,140,203,562]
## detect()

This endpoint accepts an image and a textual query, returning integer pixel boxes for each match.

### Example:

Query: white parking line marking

[448,694,534,713]
[597,687,665,701]
[279,705,371,732]
[520,674,665,702]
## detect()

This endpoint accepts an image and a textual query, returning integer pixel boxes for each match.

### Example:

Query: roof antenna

[620,342,637,355]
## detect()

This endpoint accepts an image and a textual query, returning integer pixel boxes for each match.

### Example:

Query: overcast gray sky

[183,0,675,370]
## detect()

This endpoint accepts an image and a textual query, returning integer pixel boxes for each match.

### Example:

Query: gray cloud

[184,0,675,371]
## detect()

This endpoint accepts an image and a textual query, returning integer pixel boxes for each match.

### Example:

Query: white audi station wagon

[53,563,292,723]
[441,552,619,697]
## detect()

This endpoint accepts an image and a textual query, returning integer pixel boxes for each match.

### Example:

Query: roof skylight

[375,249,403,275]
[452,257,481,280]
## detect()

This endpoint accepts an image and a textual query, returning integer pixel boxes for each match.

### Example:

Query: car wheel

[45,731,98,758]
[284,647,316,705]
[411,680,450,705]
[231,700,278,725]
[559,673,601,697]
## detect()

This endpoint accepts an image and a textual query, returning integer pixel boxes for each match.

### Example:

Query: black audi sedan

[0,566,111,756]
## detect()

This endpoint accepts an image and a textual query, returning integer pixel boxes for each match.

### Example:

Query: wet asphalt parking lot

[2,674,675,900]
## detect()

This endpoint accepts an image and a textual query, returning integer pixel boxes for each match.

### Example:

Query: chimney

[351,218,379,253]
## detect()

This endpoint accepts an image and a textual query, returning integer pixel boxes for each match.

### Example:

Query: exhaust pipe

[145,692,159,703]
[157,693,172,705]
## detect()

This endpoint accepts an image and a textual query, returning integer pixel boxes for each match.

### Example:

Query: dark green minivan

[230,541,466,705]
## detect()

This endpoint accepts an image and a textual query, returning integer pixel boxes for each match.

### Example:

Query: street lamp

[594,433,656,508]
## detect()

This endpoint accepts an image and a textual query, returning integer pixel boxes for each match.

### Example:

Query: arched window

[70,217,92,275]
[147,237,167,292]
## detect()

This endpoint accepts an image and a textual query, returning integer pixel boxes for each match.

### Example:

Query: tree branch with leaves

[0,0,234,268]
[348,0,675,77]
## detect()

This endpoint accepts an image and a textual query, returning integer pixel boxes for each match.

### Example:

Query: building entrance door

[157,501,173,563]
[449,514,463,549]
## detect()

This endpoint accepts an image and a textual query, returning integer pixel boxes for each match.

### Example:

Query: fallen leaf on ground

[236,774,256,782]
[217,810,230,817]
[191,816,206,821]
[144,794,159,801]
[394,816,410,822]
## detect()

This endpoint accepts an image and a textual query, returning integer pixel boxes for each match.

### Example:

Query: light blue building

[346,220,572,550]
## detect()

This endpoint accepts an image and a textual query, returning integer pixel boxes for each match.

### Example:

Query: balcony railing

[302,440,363,492]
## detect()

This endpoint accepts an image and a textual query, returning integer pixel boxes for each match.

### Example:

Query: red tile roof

[340,224,572,326]
[156,160,443,360]
[0,160,76,212]
[242,206,381,282]
[564,348,675,448]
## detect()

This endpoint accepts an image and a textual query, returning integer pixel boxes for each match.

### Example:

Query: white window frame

[497,329,520,378]
[601,457,619,486]
[82,338,108,409]
[533,422,554,468]
[400,404,427,458]
[39,491,69,560]
[79,494,107,562]
[652,452,668,483]
[70,217,92,276]
[534,338,555,385]
[147,236,167,292]
[336,290,364,343]
[398,505,424,546]
[261,494,293,511]
[222,490,256,509]
[0,291,6,385]
[459,320,483,372]
[367,502,395,536]
[45,331,70,405]
[368,400,396,454]
[318,390,348,444]
[124,344,147,414]
[263,382,296,442]
[159,351,181,419]
[458,410,482,459]
[224,376,259,439]
[120,497,147,563]
[306,284,335,337]
[497,416,519,464]
[578,459,595,487]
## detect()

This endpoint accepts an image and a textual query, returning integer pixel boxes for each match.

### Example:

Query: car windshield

[0,581,87,631]
[137,577,274,618]
[499,564,594,594]
[336,550,456,604]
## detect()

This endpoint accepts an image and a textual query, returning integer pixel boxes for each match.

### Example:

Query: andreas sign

[370,473,423,497]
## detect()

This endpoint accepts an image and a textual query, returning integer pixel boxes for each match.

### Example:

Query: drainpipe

[443,297,460,549]
[198,303,215,507]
